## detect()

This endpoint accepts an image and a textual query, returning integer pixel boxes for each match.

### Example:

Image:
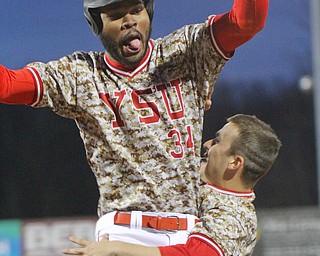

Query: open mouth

[122,34,142,55]
[200,157,208,164]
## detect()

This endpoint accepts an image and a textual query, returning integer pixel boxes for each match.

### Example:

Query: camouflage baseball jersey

[190,184,257,256]
[26,16,227,217]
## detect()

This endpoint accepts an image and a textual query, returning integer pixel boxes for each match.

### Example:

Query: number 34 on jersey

[99,78,195,158]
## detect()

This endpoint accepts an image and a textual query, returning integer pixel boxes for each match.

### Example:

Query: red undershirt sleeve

[159,236,223,256]
[213,0,269,55]
[0,65,42,106]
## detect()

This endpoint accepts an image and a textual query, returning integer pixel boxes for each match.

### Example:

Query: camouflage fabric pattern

[27,16,227,217]
[191,184,257,256]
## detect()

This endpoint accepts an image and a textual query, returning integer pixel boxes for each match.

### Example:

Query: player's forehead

[99,0,145,12]
[219,123,239,141]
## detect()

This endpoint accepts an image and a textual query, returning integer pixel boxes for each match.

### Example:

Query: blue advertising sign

[0,220,21,256]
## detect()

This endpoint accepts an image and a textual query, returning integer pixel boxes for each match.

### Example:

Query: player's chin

[122,51,143,61]
[121,50,146,68]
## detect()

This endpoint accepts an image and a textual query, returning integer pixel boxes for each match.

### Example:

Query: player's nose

[121,14,137,29]
[203,139,213,150]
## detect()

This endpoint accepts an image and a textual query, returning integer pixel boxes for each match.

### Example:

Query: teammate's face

[200,123,239,184]
[99,0,151,69]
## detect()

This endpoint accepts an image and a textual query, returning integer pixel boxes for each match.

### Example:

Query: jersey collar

[205,183,254,198]
[104,40,154,78]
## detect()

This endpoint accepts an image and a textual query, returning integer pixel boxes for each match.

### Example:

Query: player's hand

[205,99,212,111]
[62,235,112,256]
[205,86,214,111]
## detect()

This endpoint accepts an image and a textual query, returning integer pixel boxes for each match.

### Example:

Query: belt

[114,212,199,231]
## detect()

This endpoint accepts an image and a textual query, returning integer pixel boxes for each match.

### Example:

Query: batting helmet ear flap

[145,0,154,23]
[84,8,103,36]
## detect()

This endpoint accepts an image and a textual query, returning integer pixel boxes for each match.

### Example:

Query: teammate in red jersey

[0,0,269,246]
[62,114,281,256]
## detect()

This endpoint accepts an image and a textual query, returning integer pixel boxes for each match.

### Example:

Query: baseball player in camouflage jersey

[62,114,281,256]
[0,0,268,246]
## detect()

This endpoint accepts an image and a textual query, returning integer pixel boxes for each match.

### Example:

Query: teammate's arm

[0,65,38,105]
[62,236,161,256]
[213,0,269,55]
[62,236,221,256]
[159,237,221,256]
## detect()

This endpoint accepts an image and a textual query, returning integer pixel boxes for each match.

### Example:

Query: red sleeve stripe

[208,15,231,61]
[26,67,43,106]
[189,233,225,256]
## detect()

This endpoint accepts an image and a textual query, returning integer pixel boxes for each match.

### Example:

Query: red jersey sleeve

[159,234,224,256]
[0,65,43,105]
[213,0,269,56]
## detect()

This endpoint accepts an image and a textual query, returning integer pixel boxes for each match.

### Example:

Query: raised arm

[213,0,269,55]
[0,65,39,105]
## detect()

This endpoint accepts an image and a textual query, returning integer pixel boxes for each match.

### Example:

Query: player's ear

[228,155,244,170]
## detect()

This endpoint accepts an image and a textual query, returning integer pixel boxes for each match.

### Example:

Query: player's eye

[131,5,144,15]
[108,11,125,20]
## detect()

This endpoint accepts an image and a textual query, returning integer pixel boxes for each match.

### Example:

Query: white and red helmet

[84,0,155,35]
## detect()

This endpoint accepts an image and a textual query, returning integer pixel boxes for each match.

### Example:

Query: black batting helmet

[84,0,154,35]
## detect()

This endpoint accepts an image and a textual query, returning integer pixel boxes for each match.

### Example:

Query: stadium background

[1,0,319,255]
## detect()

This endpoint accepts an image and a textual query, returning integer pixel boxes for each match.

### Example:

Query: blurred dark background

[0,80,317,219]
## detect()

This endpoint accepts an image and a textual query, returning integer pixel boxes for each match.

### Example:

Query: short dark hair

[227,114,281,187]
